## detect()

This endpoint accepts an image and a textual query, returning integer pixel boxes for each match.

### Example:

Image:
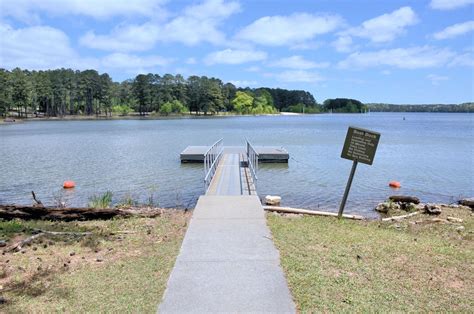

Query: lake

[1,113,473,217]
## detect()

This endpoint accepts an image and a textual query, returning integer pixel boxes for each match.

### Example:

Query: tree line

[367,103,474,113]
[0,68,319,118]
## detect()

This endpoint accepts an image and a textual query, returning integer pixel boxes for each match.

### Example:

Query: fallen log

[388,195,420,204]
[381,211,421,222]
[8,230,93,252]
[459,198,474,208]
[0,204,163,221]
[263,206,364,220]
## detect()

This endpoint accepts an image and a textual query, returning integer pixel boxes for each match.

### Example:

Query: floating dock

[158,195,296,312]
[159,139,295,312]
[180,146,289,163]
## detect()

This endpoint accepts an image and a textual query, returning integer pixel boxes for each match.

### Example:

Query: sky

[0,0,473,104]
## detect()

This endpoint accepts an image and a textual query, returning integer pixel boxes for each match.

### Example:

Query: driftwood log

[0,204,163,221]
[381,211,421,222]
[389,195,420,204]
[263,206,364,220]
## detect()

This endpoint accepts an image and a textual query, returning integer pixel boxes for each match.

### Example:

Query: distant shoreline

[2,110,473,124]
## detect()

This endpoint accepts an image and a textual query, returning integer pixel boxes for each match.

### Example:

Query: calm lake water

[1,113,473,216]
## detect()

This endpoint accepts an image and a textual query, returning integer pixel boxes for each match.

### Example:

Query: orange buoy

[63,180,76,189]
[389,181,401,188]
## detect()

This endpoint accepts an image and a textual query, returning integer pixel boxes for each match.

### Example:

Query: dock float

[180,145,289,163]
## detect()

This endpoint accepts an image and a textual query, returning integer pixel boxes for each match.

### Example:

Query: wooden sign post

[338,126,380,218]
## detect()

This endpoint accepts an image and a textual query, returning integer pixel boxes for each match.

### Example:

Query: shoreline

[1,112,299,123]
[3,111,472,125]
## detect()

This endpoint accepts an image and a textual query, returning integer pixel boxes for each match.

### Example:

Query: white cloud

[183,0,240,20]
[338,46,456,69]
[204,49,267,65]
[272,70,324,83]
[229,80,258,87]
[0,23,171,74]
[449,51,474,67]
[289,41,323,50]
[79,0,240,51]
[186,57,197,64]
[245,66,261,72]
[271,56,329,69]
[80,23,159,52]
[344,7,418,43]
[332,35,353,52]
[0,22,80,69]
[236,13,344,46]
[433,21,474,40]
[427,74,449,85]
[430,0,474,10]
[102,53,172,69]
[0,0,167,23]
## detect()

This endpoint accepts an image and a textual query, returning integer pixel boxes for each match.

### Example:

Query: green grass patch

[88,191,113,208]
[268,207,473,312]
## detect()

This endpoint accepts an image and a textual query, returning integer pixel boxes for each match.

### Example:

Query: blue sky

[0,0,473,104]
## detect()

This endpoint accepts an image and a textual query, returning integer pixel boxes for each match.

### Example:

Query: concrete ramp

[158,195,295,313]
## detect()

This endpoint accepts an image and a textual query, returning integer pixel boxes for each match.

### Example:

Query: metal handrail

[204,138,224,191]
[246,139,259,189]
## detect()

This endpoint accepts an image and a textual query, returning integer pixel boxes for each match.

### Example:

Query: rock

[415,203,426,211]
[425,203,442,215]
[447,217,463,223]
[389,195,420,204]
[0,240,6,247]
[375,202,401,213]
[69,252,75,256]
[459,198,474,209]
[0,296,7,304]
[96,257,103,262]
[455,226,465,232]
[265,195,281,206]
[375,202,390,213]
[401,202,416,212]
[448,204,459,209]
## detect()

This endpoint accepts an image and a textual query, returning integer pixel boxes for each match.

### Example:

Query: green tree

[10,68,31,118]
[232,91,254,114]
[0,69,12,117]
[132,74,152,116]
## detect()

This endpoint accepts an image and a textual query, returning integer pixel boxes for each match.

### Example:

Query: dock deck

[181,145,289,163]
[206,153,242,195]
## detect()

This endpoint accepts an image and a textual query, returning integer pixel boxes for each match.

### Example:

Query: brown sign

[341,126,380,165]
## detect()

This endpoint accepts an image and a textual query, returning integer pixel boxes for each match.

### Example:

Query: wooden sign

[341,127,380,165]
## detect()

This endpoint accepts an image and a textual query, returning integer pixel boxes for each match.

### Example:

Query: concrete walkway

[158,195,295,313]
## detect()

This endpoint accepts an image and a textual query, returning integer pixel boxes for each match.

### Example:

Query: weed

[88,191,113,209]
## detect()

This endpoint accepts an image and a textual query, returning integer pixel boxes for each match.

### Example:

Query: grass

[0,210,189,312]
[88,191,113,208]
[268,205,474,312]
